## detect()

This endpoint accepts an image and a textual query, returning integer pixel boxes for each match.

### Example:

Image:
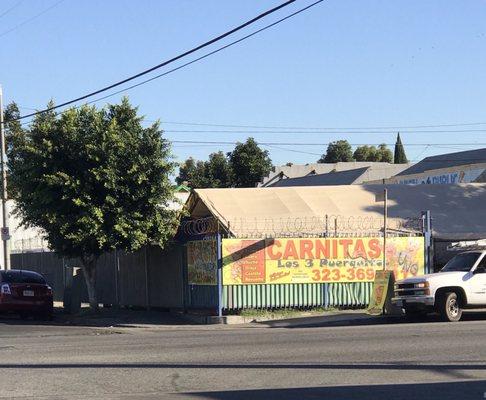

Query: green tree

[353,145,377,161]
[7,98,178,309]
[353,144,393,162]
[205,151,232,188]
[3,102,24,154]
[228,137,272,187]
[175,157,197,186]
[318,140,353,163]
[394,133,408,164]
[376,143,393,162]
[176,151,231,188]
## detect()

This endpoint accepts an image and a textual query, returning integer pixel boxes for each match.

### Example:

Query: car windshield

[441,252,481,272]
[0,271,46,284]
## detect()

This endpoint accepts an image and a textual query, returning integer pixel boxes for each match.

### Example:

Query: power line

[0,0,64,38]
[263,144,322,156]
[169,140,486,147]
[159,120,486,130]
[0,0,23,20]
[17,108,486,131]
[14,0,307,121]
[163,129,486,134]
[13,0,325,126]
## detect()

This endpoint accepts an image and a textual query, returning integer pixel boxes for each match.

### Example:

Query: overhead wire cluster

[3,0,485,161]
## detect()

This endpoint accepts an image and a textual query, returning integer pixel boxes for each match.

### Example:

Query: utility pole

[0,86,10,270]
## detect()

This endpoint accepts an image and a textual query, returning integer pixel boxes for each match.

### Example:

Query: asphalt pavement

[1,312,486,399]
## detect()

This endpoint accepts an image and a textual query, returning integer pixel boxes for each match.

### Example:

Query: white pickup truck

[392,250,486,322]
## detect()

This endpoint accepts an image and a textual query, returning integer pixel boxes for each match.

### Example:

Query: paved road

[1,314,486,399]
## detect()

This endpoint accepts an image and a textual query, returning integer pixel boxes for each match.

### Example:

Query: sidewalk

[50,307,400,329]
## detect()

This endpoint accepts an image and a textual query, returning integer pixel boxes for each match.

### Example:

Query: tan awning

[187,184,486,240]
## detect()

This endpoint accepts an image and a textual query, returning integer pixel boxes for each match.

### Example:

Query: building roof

[397,148,486,176]
[270,167,369,187]
[269,164,410,187]
[187,184,486,240]
[260,162,412,187]
[174,184,191,193]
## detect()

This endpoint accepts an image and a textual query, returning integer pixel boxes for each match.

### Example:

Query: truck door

[466,254,486,305]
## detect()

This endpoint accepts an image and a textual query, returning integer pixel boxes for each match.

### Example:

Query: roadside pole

[383,188,387,270]
[422,210,432,274]
[0,86,10,270]
[216,225,223,318]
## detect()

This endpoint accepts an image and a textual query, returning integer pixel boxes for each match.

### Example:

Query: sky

[2,0,486,167]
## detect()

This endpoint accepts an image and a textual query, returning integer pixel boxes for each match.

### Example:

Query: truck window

[475,255,486,273]
[441,252,481,272]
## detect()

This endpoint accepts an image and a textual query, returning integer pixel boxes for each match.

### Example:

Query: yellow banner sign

[367,270,392,315]
[222,237,424,285]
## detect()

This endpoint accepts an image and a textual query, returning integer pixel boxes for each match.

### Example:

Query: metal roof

[270,167,369,187]
[397,148,486,176]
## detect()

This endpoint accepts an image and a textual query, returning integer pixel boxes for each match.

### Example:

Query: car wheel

[438,292,462,322]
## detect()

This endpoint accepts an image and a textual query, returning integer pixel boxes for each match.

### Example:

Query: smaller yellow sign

[367,270,392,315]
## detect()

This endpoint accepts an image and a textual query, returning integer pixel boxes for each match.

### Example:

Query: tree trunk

[81,256,98,311]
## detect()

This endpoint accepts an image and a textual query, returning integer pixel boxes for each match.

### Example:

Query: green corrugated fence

[223,282,373,310]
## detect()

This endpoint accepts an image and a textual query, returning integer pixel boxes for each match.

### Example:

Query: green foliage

[6,98,179,307]
[353,145,377,162]
[227,137,273,188]
[354,144,393,162]
[175,157,197,186]
[394,133,408,164]
[318,140,353,163]
[177,138,272,189]
[176,151,232,189]
[376,143,393,163]
[205,151,232,188]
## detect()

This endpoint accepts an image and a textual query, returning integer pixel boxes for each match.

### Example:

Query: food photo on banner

[222,237,424,285]
[187,238,218,285]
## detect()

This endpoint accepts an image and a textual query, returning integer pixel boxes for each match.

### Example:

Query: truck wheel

[438,292,462,322]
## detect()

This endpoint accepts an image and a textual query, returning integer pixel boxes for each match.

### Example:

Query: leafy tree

[205,151,232,188]
[318,140,353,163]
[3,102,23,154]
[376,143,393,162]
[176,151,231,188]
[228,137,272,187]
[190,160,210,188]
[353,144,393,162]
[353,145,377,162]
[7,98,178,309]
[175,157,197,186]
[394,132,408,164]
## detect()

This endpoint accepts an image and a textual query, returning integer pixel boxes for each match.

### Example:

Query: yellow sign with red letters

[222,237,424,285]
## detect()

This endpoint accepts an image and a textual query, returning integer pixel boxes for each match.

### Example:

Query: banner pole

[216,224,223,318]
[383,188,387,271]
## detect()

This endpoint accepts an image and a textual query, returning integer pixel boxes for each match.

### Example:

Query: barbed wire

[179,217,219,236]
[179,215,424,238]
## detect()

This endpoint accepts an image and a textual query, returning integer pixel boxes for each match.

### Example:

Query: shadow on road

[257,311,486,329]
[173,380,486,400]
[0,308,190,328]
[1,362,486,371]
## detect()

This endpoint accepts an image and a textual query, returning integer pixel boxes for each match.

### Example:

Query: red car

[0,270,53,320]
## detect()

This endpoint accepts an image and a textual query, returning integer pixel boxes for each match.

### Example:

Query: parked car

[0,270,53,320]
[392,250,486,322]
